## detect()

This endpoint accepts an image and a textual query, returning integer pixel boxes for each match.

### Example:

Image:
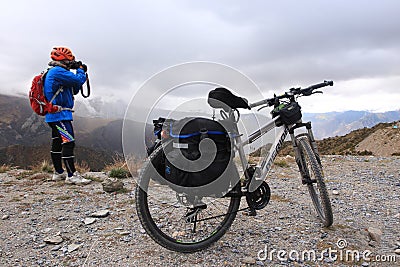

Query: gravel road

[0,155,399,266]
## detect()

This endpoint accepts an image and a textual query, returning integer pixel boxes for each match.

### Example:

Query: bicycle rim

[135,145,241,252]
[297,137,333,227]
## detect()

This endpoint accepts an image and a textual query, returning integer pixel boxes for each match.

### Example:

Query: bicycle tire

[296,136,333,227]
[135,143,241,253]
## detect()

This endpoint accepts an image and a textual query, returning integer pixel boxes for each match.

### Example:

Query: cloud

[0,0,399,112]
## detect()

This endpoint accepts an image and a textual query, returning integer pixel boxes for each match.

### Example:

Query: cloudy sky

[1,0,399,113]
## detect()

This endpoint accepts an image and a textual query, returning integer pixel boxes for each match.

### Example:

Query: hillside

[355,123,400,156]
[0,94,150,170]
[316,121,400,156]
[252,121,400,157]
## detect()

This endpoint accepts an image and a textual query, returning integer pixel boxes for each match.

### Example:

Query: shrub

[358,150,373,156]
[104,155,133,178]
[109,167,131,179]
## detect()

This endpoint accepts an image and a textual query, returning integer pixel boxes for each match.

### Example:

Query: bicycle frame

[227,110,319,192]
[229,113,288,191]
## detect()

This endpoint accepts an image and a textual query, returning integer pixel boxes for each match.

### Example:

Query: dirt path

[0,156,399,266]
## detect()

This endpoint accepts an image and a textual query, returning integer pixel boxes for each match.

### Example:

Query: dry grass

[29,159,90,174]
[84,175,103,182]
[28,172,51,181]
[55,195,72,201]
[126,155,143,177]
[75,160,90,173]
[0,164,11,173]
[30,160,53,173]
[115,188,131,194]
[247,156,259,165]
[274,159,289,168]
[270,194,291,203]
[16,171,34,180]
[10,196,23,202]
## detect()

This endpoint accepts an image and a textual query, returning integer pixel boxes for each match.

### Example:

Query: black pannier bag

[272,102,302,126]
[163,117,237,190]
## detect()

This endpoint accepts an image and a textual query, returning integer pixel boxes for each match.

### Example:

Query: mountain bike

[135,80,334,252]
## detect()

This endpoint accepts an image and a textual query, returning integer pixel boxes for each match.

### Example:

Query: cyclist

[44,47,91,185]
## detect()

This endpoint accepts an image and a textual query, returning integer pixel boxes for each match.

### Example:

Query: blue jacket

[44,66,87,122]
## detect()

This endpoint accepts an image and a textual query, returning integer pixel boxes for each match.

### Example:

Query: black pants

[48,121,76,176]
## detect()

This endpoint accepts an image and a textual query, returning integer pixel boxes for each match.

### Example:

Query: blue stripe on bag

[169,125,226,138]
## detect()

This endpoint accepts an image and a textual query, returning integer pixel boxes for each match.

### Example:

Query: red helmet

[50,47,75,61]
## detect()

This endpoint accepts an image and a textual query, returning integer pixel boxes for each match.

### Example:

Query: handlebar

[249,80,333,108]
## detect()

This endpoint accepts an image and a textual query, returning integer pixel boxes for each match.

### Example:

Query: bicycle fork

[289,122,320,184]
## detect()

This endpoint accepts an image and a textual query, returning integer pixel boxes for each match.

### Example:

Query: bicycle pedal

[185,209,200,223]
[193,203,207,209]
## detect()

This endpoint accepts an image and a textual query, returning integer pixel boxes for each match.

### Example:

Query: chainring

[247,181,271,210]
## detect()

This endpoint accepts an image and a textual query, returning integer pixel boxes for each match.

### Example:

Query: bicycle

[135,80,334,253]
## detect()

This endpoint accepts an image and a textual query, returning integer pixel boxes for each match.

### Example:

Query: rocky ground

[0,155,399,267]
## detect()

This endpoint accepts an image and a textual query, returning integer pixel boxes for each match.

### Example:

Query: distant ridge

[303,110,400,139]
[273,121,400,156]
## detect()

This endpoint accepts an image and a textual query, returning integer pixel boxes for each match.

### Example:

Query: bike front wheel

[297,136,333,227]
[135,144,241,253]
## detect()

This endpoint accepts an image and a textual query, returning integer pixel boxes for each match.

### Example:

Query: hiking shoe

[65,172,91,185]
[52,172,66,181]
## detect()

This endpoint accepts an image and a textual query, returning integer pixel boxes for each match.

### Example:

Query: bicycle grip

[308,80,333,90]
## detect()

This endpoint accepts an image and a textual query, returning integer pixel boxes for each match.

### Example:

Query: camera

[68,60,82,69]
[68,60,87,72]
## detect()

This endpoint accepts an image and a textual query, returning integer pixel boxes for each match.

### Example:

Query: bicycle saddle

[208,87,250,111]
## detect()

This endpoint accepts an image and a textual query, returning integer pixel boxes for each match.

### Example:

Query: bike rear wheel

[135,144,241,253]
[296,136,333,227]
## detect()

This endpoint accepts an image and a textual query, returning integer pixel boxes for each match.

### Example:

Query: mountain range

[0,93,399,170]
[73,95,400,139]
[303,110,400,138]
[0,94,149,170]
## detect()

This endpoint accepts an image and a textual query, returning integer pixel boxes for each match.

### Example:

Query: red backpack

[29,69,62,116]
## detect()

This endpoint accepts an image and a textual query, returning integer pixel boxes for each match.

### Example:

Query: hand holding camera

[66,60,91,98]
[80,64,87,72]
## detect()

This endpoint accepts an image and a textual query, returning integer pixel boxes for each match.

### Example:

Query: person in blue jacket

[44,47,91,185]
